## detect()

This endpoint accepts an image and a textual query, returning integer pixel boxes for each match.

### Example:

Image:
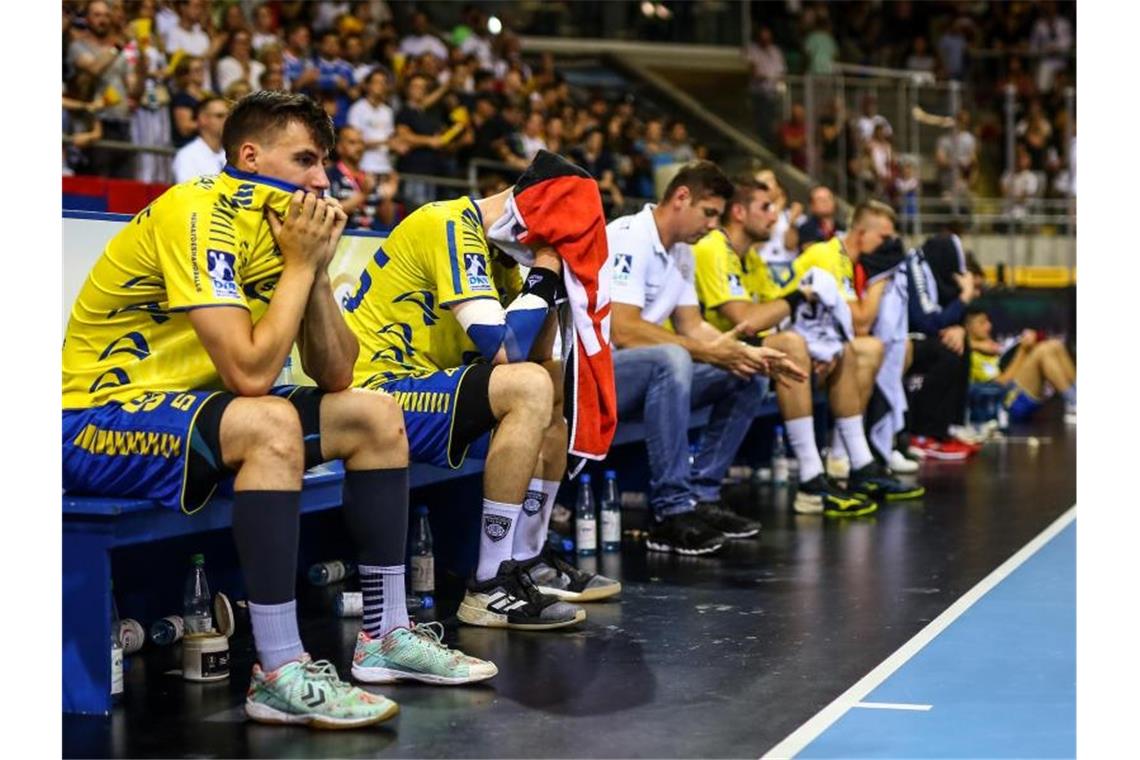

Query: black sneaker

[695,501,761,538]
[519,546,622,602]
[795,474,878,517]
[847,461,926,502]
[646,511,726,555]
[457,559,586,630]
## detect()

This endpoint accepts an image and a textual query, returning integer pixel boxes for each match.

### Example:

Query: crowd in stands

[62,0,714,231]
[748,1,1075,221]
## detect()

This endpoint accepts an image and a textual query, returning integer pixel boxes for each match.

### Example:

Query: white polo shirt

[346,97,395,175]
[607,204,699,326]
[172,137,226,184]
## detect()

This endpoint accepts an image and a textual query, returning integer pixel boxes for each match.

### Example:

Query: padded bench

[63,391,808,714]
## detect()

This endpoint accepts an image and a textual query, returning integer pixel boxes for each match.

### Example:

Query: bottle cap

[604,470,617,479]
[580,473,591,483]
[191,553,204,565]
[214,592,235,638]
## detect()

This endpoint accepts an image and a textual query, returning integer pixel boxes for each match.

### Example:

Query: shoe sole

[852,485,926,502]
[794,491,825,514]
[824,502,879,517]
[645,540,724,555]
[719,528,760,539]
[351,663,498,686]
[537,582,622,602]
[245,698,399,729]
[456,602,586,630]
[907,446,968,461]
[888,464,920,474]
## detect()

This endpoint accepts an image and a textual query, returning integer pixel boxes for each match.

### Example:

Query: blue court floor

[789,515,1076,759]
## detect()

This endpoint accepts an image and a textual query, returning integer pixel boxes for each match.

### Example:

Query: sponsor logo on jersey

[614,254,633,283]
[206,250,239,299]
[522,489,546,516]
[727,273,745,296]
[464,253,492,291]
[483,514,512,542]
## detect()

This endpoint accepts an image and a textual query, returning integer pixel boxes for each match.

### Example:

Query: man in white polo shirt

[608,161,807,556]
[172,97,228,183]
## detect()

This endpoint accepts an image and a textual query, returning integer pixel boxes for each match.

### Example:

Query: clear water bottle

[410,505,435,610]
[183,554,214,635]
[308,560,356,586]
[772,426,790,485]
[276,355,294,385]
[150,615,184,646]
[575,474,597,558]
[110,584,123,698]
[600,470,621,553]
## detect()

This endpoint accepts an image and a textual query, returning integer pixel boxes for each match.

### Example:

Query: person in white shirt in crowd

[346,68,397,176]
[1001,144,1041,226]
[216,29,265,95]
[311,1,351,34]
[745,26,786,146]
[161,0,223,91]
[171,96,228,183]
[517,111,547,162]
[935,109,978,202]
[607,161,806,557]
[399,10,449,63]
[250,3,281,54]
[854,93,892,152]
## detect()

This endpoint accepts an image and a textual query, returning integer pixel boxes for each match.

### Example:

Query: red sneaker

[907,436,972,461]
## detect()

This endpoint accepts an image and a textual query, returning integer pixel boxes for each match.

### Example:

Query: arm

[395,123,442,150]
[717,295,796,335]
[72,43,123,79]
[851,278,886,336]
[297,270,359,391]
[187,192,340,396]
[173,104,197,139]
[612,302,762,376]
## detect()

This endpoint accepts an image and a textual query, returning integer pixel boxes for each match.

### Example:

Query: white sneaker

[948,424,987,446]
[1064,406,1077,424]
[888,449,920,474]
[825,453,850,479]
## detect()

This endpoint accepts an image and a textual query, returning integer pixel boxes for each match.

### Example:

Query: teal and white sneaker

[245,655,398,729]
[352,624,498,686]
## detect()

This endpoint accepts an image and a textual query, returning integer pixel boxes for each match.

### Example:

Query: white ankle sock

[512,478,560,561]
[837,415,874,470]
[248,600,305,673]
[830,427,847,459]
[476,499,522,581]
[785,416,824,482]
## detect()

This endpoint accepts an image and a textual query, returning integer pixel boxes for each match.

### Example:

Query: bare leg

[534,360,568,482]
[763,331,813,420]
[852,336,886,410]
[1043,340,1076,386]
[318,388,409,469]
[826,343,865,417]
[221,396,304,491]
[484,362,554,504]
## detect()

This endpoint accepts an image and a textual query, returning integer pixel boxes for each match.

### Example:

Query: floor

[63,412,1076,759]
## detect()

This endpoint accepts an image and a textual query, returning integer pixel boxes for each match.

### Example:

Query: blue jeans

[613,344,767,520]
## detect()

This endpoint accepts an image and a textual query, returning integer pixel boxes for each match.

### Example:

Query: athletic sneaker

[695,501,761,538]
[1064,403,1077,424]
[825,452,850,479]
[646,510,725,555]
[888,449,920,474]
[245,655,398,729]
[907,436,972,461]
[519,546,622,602]
[457,559,586,630]
[351,624,498,686]
[795,474,877,517]
[847,461,926,502]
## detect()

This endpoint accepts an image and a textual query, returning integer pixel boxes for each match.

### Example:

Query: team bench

[63,393,801,715]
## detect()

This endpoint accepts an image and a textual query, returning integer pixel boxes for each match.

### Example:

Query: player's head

[195,96,229,143]
[336,125,364,164]
[723,176,775,244]
[660,160,734,244]
[846,199,897,257]
[223,91,335,193]
[964,303,992,341]
[809,185,835,218]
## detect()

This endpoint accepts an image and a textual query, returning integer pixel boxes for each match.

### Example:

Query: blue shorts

[1004,385,1043,423]
[379,367,492,469]
[62,385,314,513]
[63,390,227,514]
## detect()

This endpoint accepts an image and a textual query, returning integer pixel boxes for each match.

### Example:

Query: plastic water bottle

[410,505,435,610]
[183,554,214,635]
[110,584,123,698]
[575,474,597,558]
[772,426,790,485]
[308,560,356,586]
[600,470,621,553]
[276,355,294,385]
[149,615,184,646]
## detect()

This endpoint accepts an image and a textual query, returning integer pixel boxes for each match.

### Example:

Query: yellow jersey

[343,197,521,388]
[691,229,756,334]
[766,236,856,301]
[970,350,1001,384]
[62,166,296,409]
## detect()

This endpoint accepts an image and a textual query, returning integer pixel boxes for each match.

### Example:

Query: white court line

[853,702,932,712]
[762,504,1076,760]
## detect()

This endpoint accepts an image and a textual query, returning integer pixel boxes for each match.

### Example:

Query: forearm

[298,273,359,391]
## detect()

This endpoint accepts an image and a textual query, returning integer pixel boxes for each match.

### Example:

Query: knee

[655,343,694,382]
[1041,339,1066,357]
[856,336,885,365]
[767,331,809,365]
[497,362,554,419]
[247,397,304,468]
[347,389,408,454]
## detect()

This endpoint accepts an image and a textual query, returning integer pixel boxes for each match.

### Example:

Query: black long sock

[343,468,410,637]
[231,490,302,604]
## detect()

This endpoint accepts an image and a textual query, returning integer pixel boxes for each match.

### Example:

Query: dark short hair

[193,96,229,121]
[722,176,770,224]
[222,91,335,163]
[662,160,733,204]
